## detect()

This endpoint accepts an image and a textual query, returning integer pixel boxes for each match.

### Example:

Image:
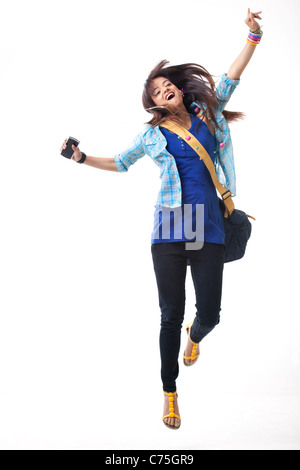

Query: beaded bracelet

[247,28,263,45]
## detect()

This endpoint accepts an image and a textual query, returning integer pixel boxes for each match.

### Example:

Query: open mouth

[165,92,175,101]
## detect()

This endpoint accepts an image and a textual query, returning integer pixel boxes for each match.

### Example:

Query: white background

[0,0,299,450]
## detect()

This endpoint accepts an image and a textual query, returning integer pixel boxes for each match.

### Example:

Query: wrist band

[77,151,86,164]
[250,27,262,34]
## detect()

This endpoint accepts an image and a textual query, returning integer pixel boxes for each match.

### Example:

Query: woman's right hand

[60,138,82,162]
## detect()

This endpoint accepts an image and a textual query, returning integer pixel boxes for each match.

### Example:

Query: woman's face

[150,77,183,109]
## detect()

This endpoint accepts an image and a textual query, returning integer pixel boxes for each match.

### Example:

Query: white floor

[0,323,299,450]
[1,388,299,450]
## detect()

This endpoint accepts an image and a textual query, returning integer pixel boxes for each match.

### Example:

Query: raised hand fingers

[252,11,262,20]
[245,9,262,29]
[247,8,262,20]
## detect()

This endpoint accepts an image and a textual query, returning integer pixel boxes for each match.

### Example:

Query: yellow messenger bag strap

[159,120,235,216]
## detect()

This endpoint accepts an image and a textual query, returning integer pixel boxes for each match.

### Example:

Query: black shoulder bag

[160,121,255,263]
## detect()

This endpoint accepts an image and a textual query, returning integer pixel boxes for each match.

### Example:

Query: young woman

[60,9,262,430]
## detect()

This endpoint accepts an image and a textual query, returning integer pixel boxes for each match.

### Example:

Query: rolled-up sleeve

[114,131,145,172]
[216,74,240,113]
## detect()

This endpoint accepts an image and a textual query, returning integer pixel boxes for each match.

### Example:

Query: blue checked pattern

[114,74,240,207]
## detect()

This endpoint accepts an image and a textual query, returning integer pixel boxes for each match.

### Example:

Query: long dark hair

[142,60,244,128]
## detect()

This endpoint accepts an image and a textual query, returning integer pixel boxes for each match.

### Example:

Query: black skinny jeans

[151,241,225,393]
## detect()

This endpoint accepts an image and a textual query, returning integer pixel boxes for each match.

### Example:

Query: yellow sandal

[183,322,200,366]
[162,392,181,430]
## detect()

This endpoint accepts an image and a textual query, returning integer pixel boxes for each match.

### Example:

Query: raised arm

[227,9,262,80]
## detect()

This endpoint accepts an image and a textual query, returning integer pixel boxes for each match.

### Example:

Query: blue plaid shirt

[114,74,240,208]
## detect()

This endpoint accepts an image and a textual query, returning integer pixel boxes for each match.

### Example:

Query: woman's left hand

[245,8,262,31]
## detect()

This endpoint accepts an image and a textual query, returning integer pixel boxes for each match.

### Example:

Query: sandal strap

[191,342,198,360]
[163,413,181,421]
[183,353,200,360]
[163,392,181,421]
[186,323,199,360]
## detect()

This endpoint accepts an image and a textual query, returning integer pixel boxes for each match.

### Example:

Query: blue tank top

[151,114,225,245]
